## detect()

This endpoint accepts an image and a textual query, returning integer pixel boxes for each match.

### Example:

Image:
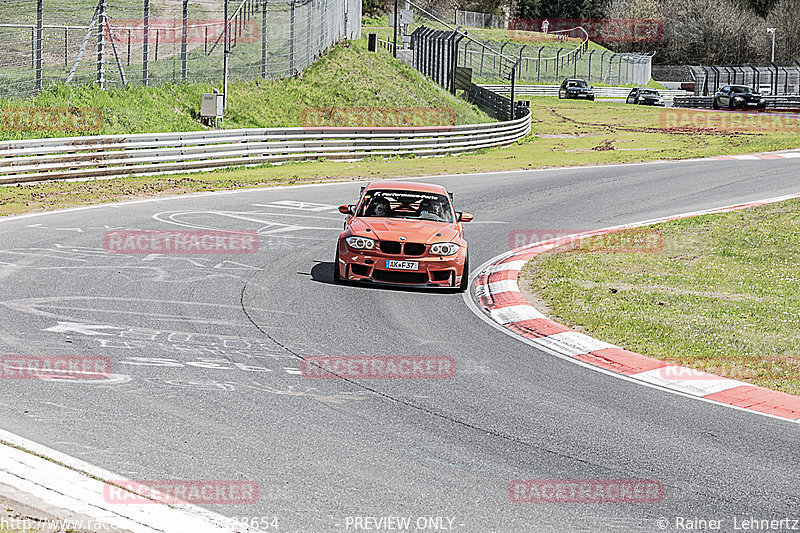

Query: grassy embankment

[520,200,800,396]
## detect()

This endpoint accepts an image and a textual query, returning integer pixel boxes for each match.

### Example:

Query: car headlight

[734,96,744,101]
[759,98,766,104]
[430,242,460,256]
[346,236,376,250]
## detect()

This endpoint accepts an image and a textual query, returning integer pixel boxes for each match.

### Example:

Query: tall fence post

[181,0,188,80]
[223,0,229,107]
[35,0,43,92]
[307,0,312,67]
[142,0,149,85]
[97,0,106,88]
[261,0,267,78]
[289,0,295,74]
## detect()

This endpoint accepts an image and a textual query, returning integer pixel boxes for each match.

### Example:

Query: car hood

[351,218,461,244]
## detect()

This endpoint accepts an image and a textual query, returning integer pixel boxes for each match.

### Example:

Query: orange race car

[335,181,473,291]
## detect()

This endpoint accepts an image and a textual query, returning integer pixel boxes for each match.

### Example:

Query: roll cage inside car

[358,190,455,223]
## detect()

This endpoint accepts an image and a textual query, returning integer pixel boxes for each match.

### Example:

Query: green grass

[2,98,800,217]
[0,38,491,140]
[520,200,800,396]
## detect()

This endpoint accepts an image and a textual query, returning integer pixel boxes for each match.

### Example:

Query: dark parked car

[712,85,766,110]
[626,87,664,106]
[559,78,595,101]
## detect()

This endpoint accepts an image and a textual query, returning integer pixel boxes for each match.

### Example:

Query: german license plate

[386,260,418,270]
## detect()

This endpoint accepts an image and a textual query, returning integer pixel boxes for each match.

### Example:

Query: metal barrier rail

[0,111,532,184]
[672,96,713,108]
[673,95,800,109]
[481,84,691,99]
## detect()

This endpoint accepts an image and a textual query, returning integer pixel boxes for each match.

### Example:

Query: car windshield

[640,89,658,95]
[568,80,588,88]
[359,190,454,223]
[731,86,754,94]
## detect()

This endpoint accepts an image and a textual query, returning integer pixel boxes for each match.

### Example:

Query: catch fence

[0,0,361,99]
[690,64,800,96]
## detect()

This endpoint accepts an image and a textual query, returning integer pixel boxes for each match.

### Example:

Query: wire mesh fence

[454,9,502,29]
[689,64,800,96]
[385,3,652,87]
[0,0,361,99]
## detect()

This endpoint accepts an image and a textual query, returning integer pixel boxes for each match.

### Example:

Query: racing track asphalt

[0,156,798,532]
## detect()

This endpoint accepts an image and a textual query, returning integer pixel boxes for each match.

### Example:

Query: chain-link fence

[385,2,652,87]
[0,0,361,99]
[454,9,502,29]
[690,64,800,96]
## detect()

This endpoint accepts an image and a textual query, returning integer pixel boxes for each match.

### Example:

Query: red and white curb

[469,192,800,423]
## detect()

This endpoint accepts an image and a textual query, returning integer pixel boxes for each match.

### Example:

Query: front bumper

[338,241,465,288]
[566,91,594,99]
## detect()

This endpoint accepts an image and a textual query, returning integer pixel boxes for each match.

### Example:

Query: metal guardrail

[672,96,713,108]
[673,95,800,109]
[482,84,691,99]
[0,112,532,184]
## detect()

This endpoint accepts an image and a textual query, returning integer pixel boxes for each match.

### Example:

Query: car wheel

[729,99,736,110]
[333,246,341,282]
[458,254,469,292]
[712,98,719,110]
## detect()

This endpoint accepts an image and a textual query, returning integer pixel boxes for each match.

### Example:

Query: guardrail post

[587,50,594,83]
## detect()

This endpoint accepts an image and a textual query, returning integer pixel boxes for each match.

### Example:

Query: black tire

[712,98,719,110]
[458,254,469,292]
[729,98,737,110]
[333,247,341,282]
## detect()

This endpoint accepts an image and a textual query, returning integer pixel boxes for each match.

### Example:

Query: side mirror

[339,204,354,215]
[457,212,473,222]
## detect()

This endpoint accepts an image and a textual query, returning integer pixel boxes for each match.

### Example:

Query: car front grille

[403,243,426,256]
[378,241,426,255]
[380,241,402,254]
